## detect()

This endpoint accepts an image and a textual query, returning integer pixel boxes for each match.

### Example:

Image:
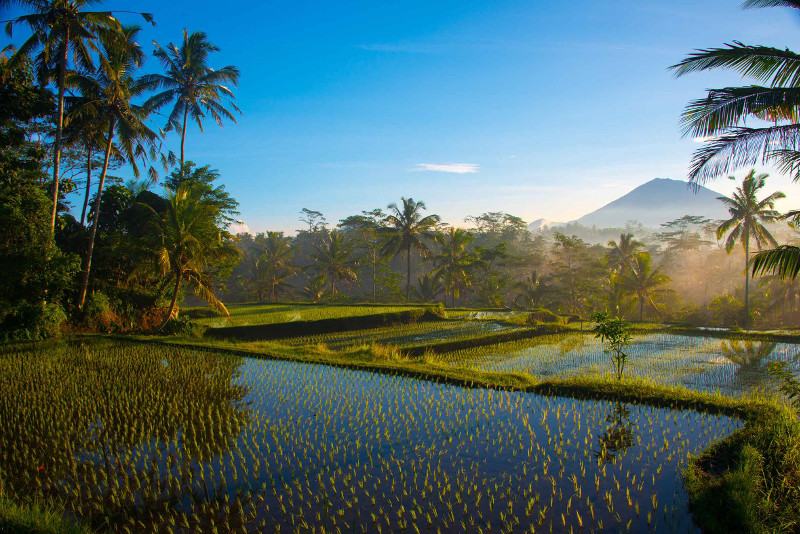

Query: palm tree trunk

[406,244,411,302]
[745,237,750,329]
[77,120,115,309]
[159,273,182,331]
[180,107,188,168]
[639,296,644,322]
[80,144,92,226]
[372,249,377,303]
[50,32,69,234]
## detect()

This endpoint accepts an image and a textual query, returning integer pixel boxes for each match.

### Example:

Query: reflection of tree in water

[719,340,780,389]
[593,402,636,465]
[0,340,249,528]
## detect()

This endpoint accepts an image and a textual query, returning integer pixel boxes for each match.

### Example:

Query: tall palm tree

[620,252,671,321]
[607,233,644,273]
[70,25,160,309]
[308,230,358,299]
[62,94,122,226]
[139,184,239,330]
[258,231,297,302]
[431,228,476,307]
[2,0,152,234]
[144,29,240,167]
[670,0,800,283]
[381,197,440,302]
[716,170,784,328]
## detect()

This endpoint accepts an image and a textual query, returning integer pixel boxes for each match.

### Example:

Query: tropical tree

[381,197,440,302]
[257,231,297,302]
[671,0,800,285]
[2,0,152,234]
[716,170,784,328]
[339,209,387,302]
[431,228,476,307]
[138,183,239,330]
[607,233,644,273]
[144,29,240,167]
[513,270,552,310]
[71,26,160,309]
[307,230,358,299]
[415,273,443,302]
[619,252,671,321]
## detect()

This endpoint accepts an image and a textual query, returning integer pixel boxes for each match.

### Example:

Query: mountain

[571,178,728,229]
[527,218,564,231]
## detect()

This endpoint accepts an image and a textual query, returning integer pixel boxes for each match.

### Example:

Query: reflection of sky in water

[468,334,800,394]
[222,357,742,533]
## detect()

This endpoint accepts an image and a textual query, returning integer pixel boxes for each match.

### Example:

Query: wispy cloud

[414,163,479,174]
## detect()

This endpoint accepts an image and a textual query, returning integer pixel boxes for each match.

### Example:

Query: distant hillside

[572,178,728,229]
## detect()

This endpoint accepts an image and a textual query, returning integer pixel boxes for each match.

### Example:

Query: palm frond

[671,42,800,87]
[752,245,800,280]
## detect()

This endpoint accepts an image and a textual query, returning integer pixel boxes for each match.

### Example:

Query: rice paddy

[278,319,525,350]
[189,303,423,327]
[433,333,800,395]
[0,340,744,533]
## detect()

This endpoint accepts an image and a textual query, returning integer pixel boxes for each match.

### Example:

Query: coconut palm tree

[607,233,644,274]
[671,1,800,283]
[619,252,671,321]
[143,30,240,167]
[308,230,358,299]
[716,170,784,328]
[431,228,476,307]
[381,197,440,302]
[138,183,239,330]
[514,270,552,310]
[2,0,152,234]
[258,231,297,302]
[70,25,160,309]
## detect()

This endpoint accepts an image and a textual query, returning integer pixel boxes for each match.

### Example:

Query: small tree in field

[592,311,632,380]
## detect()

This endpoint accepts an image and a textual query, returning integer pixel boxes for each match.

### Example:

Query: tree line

[1,0,242,338]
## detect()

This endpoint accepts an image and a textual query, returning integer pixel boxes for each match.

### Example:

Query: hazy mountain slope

[572,178,728,228]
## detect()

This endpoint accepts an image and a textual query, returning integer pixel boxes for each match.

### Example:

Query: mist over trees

[221,199,800,329]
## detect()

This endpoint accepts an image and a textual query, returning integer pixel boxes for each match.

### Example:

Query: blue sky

[5,0,800,233]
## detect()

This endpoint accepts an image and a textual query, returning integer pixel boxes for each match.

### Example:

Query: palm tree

[62,94,122,226]
[144,30,240,167]
[308,230,358,299]
[139,184,239,330]
[619,252,671,321]
[258,231,297,302]
[514,270,552,310]
[670,1,800,284]
[431,228,476,307]
[415,273,443,303]
[716,170,784,328]
[607,233,644,273]
[381,197,440,302]
[2,1,152,234]
[71,26,160,309]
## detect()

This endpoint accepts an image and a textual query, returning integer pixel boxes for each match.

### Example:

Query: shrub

[159,316,205,338]
[0,301,66,342]
[526,308,560,324]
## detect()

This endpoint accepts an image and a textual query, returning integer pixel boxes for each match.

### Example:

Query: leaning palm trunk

[744,236,750,329]
[159,273,182,331]
[180,107,188,168]
[77,119,115,309]
[50,33,69,234]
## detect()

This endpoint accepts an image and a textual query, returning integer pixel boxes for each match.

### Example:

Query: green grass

[187,302,423,327]
[0,496,91,534]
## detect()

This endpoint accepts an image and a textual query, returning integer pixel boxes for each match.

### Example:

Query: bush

[0,301,66,342]
[159,316,205,338]
[526,308,560,324]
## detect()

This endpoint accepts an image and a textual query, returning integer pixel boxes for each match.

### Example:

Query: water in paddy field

[0,343,743,533]
[457,333,800,395]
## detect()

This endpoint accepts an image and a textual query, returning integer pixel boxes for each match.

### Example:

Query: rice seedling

[0,339,741,532]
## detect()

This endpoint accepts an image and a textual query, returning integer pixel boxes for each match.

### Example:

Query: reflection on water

[593,401,636,465]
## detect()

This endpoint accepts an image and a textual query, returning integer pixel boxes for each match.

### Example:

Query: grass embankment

[0,496,90,534]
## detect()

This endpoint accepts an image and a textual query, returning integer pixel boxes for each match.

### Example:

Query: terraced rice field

[434,333,800,394]
[0,340,741,533]
[279,319,525,349]
[190,303,422,327]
